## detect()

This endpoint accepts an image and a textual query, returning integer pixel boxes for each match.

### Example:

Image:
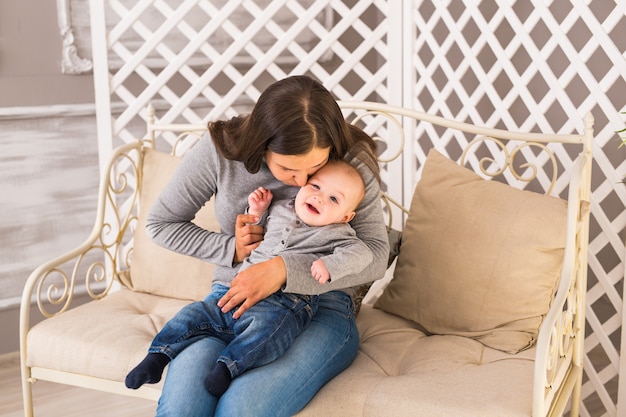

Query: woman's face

[265,147,331,187]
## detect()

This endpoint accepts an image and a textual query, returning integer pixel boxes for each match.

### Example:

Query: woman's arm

[146,136,241,267]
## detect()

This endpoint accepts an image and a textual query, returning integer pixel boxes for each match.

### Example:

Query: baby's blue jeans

[149,284,318,378]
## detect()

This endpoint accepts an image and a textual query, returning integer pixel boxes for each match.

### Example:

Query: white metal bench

[20,101,593,416]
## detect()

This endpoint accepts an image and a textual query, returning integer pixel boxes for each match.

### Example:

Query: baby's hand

[248,187,273,215]
[311,259,330,284]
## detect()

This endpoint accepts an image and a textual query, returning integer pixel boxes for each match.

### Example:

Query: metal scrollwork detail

[349,110,405,164]
[461,137,558,195]
[80,247,114,299]
[173,132,204,157]
[34,146,141,317]
[543,279,578,391]
[36,269,71,317]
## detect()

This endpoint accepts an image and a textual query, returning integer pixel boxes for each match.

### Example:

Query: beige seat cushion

[297,305,535,417]
[26,289,190,383]
[375,149,567,353]
[122,148,219,301]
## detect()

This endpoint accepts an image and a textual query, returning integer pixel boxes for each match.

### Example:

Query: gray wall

[1,0,100,355]
[0,0,94,106]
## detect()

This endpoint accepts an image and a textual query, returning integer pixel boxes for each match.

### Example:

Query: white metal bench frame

[20,101,593,417]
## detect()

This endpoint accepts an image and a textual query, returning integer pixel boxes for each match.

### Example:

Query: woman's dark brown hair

[209,75,379,177]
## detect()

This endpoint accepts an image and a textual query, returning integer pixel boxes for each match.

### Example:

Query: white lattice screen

[405,3,626,417]
[88,0,403,162]
[88,1,626,416]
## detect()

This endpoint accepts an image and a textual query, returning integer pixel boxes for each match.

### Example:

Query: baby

[126,160,372,397]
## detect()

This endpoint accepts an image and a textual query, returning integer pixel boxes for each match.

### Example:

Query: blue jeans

[150,284,317,378]
[155,290,358,417]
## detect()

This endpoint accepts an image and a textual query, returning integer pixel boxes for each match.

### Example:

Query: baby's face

[294,163,361,227]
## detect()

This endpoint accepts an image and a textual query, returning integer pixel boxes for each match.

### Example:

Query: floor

[0,353,156,417]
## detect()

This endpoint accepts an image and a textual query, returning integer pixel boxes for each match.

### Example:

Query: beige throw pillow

[122,148,218,301]
[374,149,567,353]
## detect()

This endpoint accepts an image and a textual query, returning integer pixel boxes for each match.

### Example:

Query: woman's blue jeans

[149,284,318,378]
[154,290,358,417]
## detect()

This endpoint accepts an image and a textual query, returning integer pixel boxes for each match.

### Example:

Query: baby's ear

[342,211,356,223]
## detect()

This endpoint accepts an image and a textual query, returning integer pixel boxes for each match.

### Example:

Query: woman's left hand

[218,256,286,319]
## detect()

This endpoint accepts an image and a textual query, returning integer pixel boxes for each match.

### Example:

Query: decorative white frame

[56,0,93,74]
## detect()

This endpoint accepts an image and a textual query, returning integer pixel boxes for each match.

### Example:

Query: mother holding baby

[147,75,389,416]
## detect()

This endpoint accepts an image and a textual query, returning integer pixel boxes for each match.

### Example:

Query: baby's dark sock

[125,352,170,389]
[204,361,233,397]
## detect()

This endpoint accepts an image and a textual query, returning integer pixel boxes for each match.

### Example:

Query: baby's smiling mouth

[306,203,319,214]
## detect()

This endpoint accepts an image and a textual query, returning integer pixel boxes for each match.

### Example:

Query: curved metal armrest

[532,151,592,417]
[20,140,143,325]
[19,140,145,417]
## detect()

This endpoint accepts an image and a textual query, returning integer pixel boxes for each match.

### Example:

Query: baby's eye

[311,183,320,190]
[330,196,338,204]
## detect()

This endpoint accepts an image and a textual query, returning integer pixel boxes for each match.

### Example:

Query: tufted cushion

[120,148,219,301]
[374,149,567,354]
[27,289,189,383]
[296,304,535,417]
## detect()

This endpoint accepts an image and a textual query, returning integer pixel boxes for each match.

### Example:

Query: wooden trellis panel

[89,1,626,415]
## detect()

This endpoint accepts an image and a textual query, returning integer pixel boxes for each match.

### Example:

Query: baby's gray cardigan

[146,134,389,297]
[240,199,373,283]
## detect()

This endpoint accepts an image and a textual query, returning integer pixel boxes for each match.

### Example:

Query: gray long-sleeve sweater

[146,133,389,296]
[240,199,373,282]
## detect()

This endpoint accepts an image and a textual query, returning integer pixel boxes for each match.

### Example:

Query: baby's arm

[247,187,273,218]
[310,229,374,285]
[310,259,330,284]
[314,237,373,285]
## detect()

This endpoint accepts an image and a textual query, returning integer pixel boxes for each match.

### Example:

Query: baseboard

[0,97,251,121]
[0,351,20,367]
[0,103,101,120]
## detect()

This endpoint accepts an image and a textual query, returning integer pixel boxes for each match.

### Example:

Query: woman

[147,75,389,416]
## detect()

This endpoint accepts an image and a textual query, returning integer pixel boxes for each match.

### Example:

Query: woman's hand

[234,213,265,263]
[218,257,286,319]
